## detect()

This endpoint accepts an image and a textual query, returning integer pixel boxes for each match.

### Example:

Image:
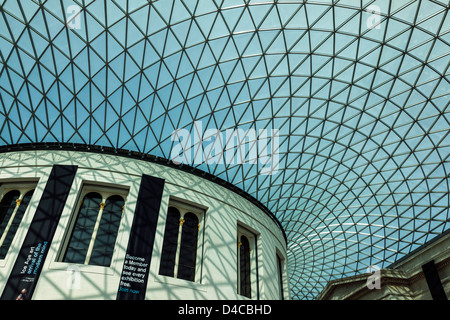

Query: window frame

[237,224,259,299]
[276,249,285,300]
[58,183,128,267]
[158,199,205,283]
[0,182,36,260]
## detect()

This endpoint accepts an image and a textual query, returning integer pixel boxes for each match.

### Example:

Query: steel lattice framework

[0,0,449,299]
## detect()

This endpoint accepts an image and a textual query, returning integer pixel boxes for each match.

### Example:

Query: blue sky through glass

[0,0,449,299]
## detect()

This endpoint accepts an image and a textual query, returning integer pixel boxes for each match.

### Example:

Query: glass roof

[0,0,449,299]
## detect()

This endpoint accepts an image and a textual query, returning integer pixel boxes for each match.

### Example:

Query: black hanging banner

[0,165,78,300]
[117,174,165,300]
[422,260,448,300]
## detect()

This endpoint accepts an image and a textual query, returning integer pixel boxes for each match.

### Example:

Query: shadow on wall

[0,150,287,300]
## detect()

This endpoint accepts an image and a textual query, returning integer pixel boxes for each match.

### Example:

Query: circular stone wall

[0,149,288,300]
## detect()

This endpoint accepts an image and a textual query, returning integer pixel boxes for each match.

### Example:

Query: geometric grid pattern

[0,0,449,299]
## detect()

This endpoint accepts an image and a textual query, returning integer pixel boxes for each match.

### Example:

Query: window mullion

[84,201,106,265]
[173,214,185,278]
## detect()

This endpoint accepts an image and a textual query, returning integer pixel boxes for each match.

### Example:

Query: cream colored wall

[0,150,288,300]
[319,230,450,300]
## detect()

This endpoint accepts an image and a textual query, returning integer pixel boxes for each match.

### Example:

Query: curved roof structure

[0,0,449,299]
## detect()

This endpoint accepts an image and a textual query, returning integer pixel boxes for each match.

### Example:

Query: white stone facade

[0,150,288,300]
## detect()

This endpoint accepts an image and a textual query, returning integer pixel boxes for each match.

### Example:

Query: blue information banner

[0,165,77,300]
[117,174,165,300]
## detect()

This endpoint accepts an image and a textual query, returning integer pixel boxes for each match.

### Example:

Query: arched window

[159,207,180,277]
[178,212,199,281]
[90,195,124,266]
[159,203,203,282]
[62,186,127,267]
[239,235,251,298]
[64,192,102,264]
[0,190,21,259]
[0,190,20,236]
[0,190,34,259]
[237,225,258,298]
[277,253,285,300]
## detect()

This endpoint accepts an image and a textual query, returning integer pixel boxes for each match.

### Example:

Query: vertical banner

[117,174,165,300]
[422,260,448,300]
[0,165,77,300]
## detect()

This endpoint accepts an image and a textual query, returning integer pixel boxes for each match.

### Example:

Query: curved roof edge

[0,142,287,244]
